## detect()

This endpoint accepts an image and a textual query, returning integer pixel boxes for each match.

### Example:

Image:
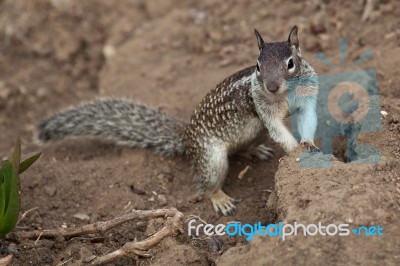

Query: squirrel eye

[287,58,294,70]
[256,63,260,72]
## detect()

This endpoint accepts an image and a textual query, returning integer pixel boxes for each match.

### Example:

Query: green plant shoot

[0,139,41,236]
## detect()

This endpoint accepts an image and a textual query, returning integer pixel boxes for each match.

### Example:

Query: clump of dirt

[0,0,399,265]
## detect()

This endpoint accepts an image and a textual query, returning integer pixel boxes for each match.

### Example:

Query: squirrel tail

[36,98,187,156]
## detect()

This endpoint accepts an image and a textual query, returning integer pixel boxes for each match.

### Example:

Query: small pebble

[73,213,90,222]
[130,185,146,195]
[157,194,167,206]
[208,236,224,252]
[102,45,116,58]
[44,186,57,197]
[148,196,155,202]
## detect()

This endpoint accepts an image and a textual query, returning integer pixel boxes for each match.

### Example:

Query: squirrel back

[37,98,187,156]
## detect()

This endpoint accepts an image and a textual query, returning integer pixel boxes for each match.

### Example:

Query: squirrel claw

[300,142,320,152]
[237,144,274,161]
[211,190,238,216]
[233,199,241,204]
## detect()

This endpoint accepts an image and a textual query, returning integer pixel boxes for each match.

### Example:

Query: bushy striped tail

[37,98,187,156]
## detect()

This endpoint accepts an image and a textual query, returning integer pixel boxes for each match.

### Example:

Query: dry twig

[17,207,38,225]
[361,0,374,22]
[0,254,13,266]
[15,208,180,239]
[237,165,251,180]
[86,211,183,265]
[14,208,184,265]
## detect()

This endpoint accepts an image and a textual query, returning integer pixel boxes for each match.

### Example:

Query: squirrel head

[254,26,302,94]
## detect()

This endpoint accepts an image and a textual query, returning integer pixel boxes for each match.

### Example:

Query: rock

[44,186,57,197]
[208,236,224,252]
[130,184,146,195]
[136,221,147,229]
[103,44,116,58]
[157,194,168,206]
[73,213,90,222]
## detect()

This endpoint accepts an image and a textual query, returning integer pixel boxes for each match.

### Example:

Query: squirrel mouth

[263,84,279,95]
[266,87,280,94]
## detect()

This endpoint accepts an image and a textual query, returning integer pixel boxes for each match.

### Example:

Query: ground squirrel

[37,26,319,216]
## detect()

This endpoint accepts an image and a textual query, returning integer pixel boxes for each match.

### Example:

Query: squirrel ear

[288,26,299,49]
[254,29,265,51]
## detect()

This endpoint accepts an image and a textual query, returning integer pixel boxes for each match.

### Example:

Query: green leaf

[0,161,9,223]
[0,161,18,236]
[19,152,41,174]
[1,161,12,217]
[0,139,39,236]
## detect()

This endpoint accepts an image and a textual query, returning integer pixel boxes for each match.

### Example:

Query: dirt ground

[0,0,399,265]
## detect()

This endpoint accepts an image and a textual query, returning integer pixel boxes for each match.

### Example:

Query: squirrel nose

[267,81,280,93]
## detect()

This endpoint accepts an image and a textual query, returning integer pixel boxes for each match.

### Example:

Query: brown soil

[0,0,399,265]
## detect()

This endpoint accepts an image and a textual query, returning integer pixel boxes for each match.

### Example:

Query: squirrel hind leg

[193,142,238,216]
[236,144,274,161]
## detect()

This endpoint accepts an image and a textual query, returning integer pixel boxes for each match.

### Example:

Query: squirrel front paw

[300,141,320,152]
